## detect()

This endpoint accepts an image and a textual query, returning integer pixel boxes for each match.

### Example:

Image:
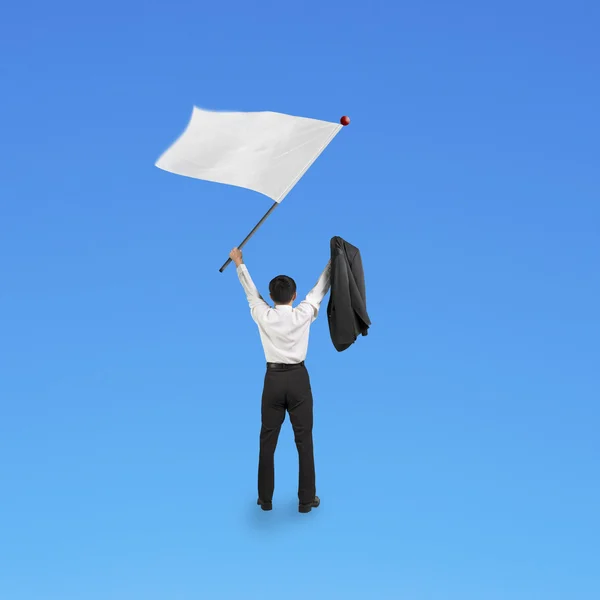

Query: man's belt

[266,361,305,370]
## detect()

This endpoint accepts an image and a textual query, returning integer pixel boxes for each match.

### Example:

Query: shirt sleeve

[298,260,331,323]
[236,263,271,322]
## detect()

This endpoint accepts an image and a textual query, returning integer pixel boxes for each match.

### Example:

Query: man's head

[269,275,297,306]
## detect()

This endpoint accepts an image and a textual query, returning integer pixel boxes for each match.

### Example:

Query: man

[229,247,331,513]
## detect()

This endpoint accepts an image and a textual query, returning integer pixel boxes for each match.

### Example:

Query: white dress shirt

[236,260,331,364]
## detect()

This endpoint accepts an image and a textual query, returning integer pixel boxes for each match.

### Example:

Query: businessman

[229,247,331,513]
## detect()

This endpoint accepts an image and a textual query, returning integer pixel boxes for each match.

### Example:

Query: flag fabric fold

[155,107,342,202]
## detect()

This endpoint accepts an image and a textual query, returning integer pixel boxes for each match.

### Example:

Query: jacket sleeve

[328,242,357,348]
[348,247,371,331]
[297,260,331,322]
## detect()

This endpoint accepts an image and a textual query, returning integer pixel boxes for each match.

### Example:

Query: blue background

[1,1,599,598]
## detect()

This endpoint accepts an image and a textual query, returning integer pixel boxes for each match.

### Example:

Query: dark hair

[269,275,297,304]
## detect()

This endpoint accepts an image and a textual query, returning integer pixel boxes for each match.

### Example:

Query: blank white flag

[155,107,342,202]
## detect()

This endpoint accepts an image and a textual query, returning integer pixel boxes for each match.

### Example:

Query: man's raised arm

[299,259,331,322]
[230,248,271,322]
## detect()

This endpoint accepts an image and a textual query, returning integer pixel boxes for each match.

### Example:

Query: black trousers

[258,362,315,505]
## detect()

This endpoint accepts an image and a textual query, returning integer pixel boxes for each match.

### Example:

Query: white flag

[155,107,342,202]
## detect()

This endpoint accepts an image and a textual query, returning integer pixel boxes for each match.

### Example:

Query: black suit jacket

[326,236,371,352]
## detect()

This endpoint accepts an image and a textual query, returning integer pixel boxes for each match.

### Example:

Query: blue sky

[1,1,599,598]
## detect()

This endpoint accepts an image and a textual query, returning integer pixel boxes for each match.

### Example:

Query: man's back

[236,260,331,364]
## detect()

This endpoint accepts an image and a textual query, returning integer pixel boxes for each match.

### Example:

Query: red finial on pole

[340,116,350,126]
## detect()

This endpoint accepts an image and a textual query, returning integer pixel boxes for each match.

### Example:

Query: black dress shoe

[257,498,272,511]
[299,496,320,513]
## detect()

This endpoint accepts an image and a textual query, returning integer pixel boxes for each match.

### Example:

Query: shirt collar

[274,304,293,310]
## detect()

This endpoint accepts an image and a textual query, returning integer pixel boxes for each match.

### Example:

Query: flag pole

[219,201,280,272]
[218,115,350,273]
